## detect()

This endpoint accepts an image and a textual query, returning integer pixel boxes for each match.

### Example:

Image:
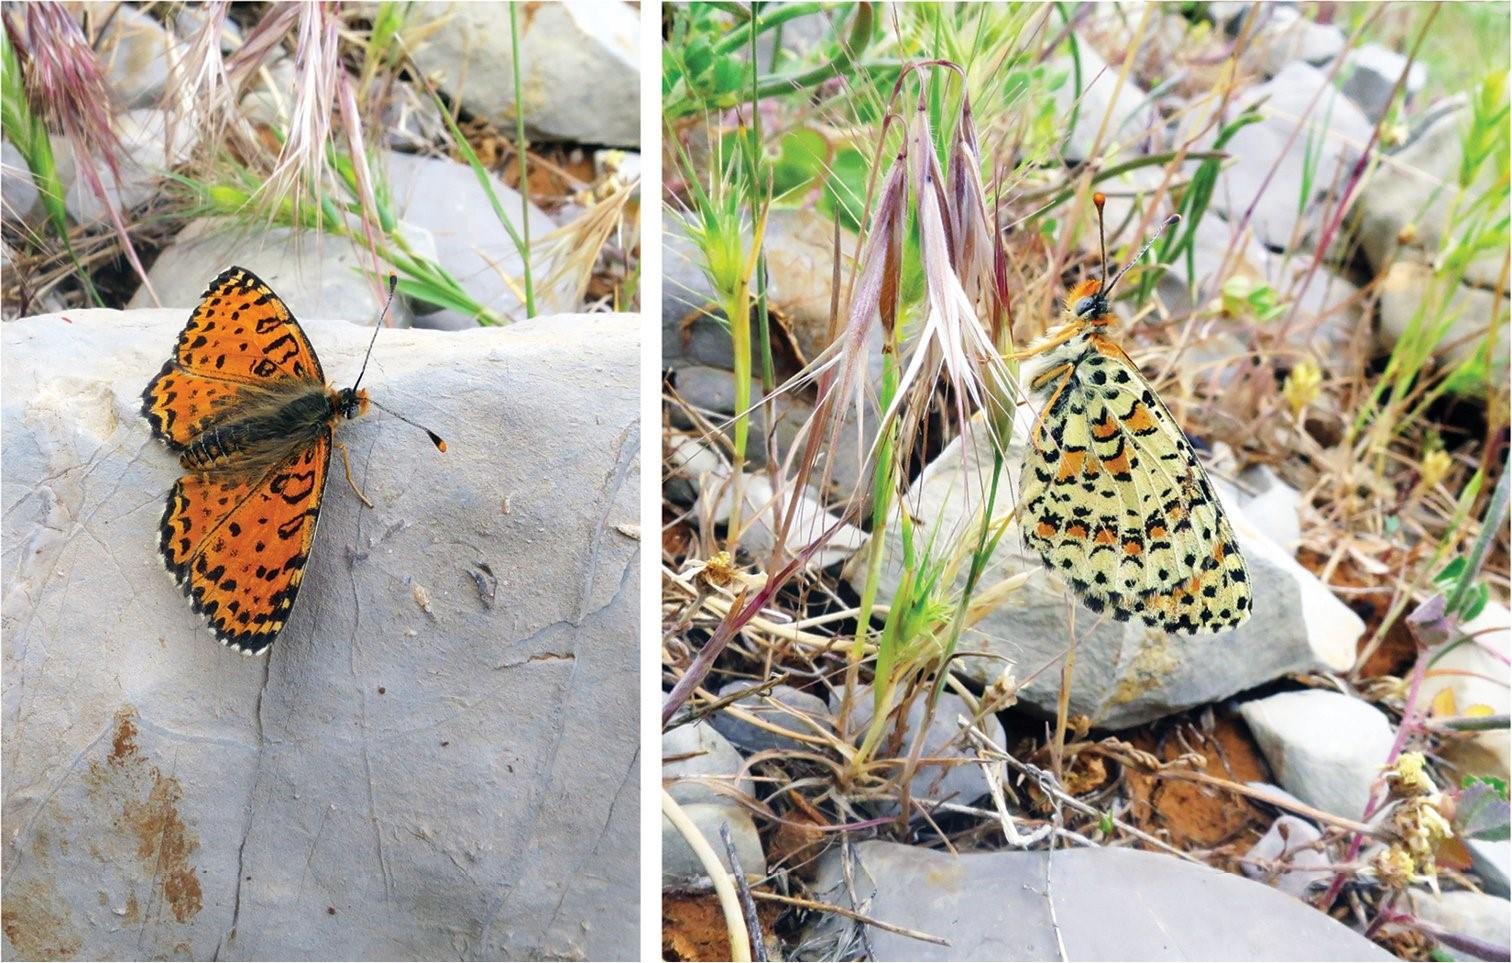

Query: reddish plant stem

[1317,647,1431,909]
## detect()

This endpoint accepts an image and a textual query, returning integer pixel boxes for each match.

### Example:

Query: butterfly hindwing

[160,432,332,653]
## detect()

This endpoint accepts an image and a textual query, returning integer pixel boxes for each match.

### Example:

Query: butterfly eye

[1075,296,1097,317]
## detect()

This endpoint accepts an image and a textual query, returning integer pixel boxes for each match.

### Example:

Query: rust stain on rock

[2,879,81,960]
[108,707,139,765]
[14,702,207,952]
[122,773,203,923]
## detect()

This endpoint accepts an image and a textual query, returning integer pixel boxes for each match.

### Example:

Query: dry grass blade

[9,2,155,300]
[260,1,340,224]
[662,789,753,963]
[533,172,640,311]
[750,890,951,948]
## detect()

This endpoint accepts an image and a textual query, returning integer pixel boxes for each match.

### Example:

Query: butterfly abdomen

[180,384,336,473]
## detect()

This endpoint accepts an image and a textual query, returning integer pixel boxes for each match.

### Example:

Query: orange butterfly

[141,266,444,654]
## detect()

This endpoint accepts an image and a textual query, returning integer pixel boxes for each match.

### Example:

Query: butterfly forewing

[1020,326,1251,635]
[142,267,327,447]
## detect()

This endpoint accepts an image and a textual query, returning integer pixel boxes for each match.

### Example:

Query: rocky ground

[662,4,1508,961]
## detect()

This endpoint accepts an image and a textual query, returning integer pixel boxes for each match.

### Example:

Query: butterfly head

[336,386,371,420]
[1067,277,1111,326]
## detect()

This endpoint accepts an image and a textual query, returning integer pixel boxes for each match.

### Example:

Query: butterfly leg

[334,439,375,509]
[1009,323,1082,361]
[1028,363,1075,453]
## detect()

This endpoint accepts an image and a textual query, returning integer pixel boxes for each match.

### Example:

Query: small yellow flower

[1283,358,1323,416]
[1378,754,1453,882]
[1419,449,1452,491]
[1070,714,1093,740]
[1362,675,1410,702]
[984,666,1019,711]
[1373,844,1416,889]
[1391,795,1453,878]
[699,550,737,588]
[1386,752,1435,798]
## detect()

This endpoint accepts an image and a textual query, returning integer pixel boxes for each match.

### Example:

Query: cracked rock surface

[2,308,640,960]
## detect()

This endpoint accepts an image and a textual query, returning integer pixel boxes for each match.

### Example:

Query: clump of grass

[2,4,137,303]
[670,131,770,544]
[1348,68,1509,471]
[4,3,627,324]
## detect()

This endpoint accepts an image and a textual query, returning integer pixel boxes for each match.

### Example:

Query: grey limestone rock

[807,840,1395,961]
[2,307,640,960]
[661,801,765,891]
[126,217,424,325]
[1239,689,1395,821]
[395,1,640,148]
[663,720,754,806]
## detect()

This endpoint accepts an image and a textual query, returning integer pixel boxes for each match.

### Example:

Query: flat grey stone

[1239,690,1394,821]
[93,3,185,110]
[1242,815,1331,899]
[1272,261,1368,359]
[127,217,419,325]
[1377,261,1509,392]
[1469,839,1511,900]
[1216,464,1303,553]
[1156,207,1274,311]
[175,5,243,54]
[1048,35,1157,164]
[698,473,866,568]
[1209,1,1299,35]
[710,682,832,754]
[1355,95,1506,289]
[662,802,765,891]
[238,55,298,127]
[2,140,39,226]
[1405,889,1511,961]
[672,364,876,497]
[395,1,640,148]
[808,840,1394,961]
[663,721,754,806]
[383,150,562,326]
[835,688,1006,814]
[1188,61,1371,250]
[59,108,198,225]
[2,308,639,960]
[1336,44,1427,123]
[1255,7,1345,75]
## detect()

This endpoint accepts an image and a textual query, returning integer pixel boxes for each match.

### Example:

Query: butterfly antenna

[1104,212,1181,298]
[352,274,399,392]
[1093,192,1109,293]
[370,398,447,453]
